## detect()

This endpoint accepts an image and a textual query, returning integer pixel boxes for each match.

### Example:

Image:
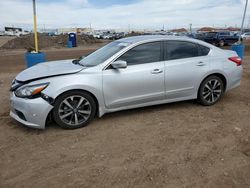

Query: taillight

[228,56,242,66]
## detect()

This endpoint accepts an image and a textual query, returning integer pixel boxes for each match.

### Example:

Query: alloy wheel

[58,95,91,126]
[202,79,222,104]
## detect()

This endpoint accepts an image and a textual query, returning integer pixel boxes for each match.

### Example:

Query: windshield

[79,41,129,67]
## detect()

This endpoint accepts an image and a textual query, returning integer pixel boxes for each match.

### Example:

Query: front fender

[41,73,105,114]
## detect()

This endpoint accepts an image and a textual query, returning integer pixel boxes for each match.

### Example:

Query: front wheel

[198,76,224,106]
[53,91,96,129]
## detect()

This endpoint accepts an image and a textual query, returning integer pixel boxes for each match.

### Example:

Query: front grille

[15,110,26,121]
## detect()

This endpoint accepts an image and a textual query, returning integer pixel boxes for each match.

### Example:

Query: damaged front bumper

[9,92,53,129]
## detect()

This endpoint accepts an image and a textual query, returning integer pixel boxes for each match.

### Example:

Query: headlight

[15,83,49,98]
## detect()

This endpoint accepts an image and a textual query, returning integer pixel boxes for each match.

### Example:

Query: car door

[223,32,232,43]
[102,41,165,109]
[164,41,211,99]
[221,32,235,44]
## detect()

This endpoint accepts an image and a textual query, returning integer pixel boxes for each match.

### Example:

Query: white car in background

[241,32,250,40]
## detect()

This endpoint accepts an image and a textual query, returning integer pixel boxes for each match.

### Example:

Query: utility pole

[32,0,38,52]
[189,23,192,33]
[239,0,248,42]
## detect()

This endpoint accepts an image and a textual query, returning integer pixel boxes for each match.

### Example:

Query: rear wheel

[53,91,96,129]
[198,76,224,106]
[219,40,225,47]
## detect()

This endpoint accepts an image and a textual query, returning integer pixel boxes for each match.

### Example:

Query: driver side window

[118,42,161,65]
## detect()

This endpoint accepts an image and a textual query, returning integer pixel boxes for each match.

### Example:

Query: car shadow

[8,99,201,132]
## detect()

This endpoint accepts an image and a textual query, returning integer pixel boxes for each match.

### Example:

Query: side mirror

[111,60,127,69]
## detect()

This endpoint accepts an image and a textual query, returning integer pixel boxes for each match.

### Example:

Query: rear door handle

[151,69,163,74]
[196,62,206,66]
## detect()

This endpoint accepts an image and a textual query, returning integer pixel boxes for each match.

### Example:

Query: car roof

[117,35,215,48]
[117,35,192,44]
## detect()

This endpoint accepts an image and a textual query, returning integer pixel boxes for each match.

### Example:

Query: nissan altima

[10,35,243,129]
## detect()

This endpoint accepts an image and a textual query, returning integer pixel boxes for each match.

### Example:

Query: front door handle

[196,62,206,66]
[151,69,163,74]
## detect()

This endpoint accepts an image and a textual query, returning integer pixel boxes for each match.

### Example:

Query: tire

[53,91,96,129]
[198,76,224,106]
[219,40,225,47]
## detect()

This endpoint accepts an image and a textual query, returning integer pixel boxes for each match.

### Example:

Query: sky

[0,0,249,31]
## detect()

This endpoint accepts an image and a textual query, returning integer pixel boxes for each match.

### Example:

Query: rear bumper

[226,66,243,91]
[10,92,53,129]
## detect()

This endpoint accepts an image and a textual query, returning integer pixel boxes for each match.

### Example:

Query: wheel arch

[198,73,227,97]
[53,89,100,117]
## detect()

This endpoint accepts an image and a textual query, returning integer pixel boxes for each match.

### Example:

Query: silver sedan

[10,35,243,129]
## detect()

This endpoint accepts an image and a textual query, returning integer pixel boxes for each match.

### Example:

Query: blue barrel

[67,40,73,48]
[25,52,46,68]
[231,44,245,59]
[68,33,77,47]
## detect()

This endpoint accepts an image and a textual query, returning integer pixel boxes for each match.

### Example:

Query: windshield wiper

[72,59,86,67]
[72,56,86,66]
[72,59,80,65]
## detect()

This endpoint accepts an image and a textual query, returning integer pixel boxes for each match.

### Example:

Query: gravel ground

[0,46,250,188]
[0,36,16,47]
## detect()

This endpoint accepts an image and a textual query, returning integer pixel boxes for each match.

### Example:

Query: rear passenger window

[165,41,199,60]
[199,45,210,56]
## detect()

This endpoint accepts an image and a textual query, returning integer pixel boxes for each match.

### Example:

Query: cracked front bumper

[10,92,53,129]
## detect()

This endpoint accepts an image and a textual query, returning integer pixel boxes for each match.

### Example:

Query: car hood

[16,59,85,82]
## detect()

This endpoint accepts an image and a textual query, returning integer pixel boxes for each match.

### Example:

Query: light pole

[239,0,249,42]
[189,23,192,33]
[32,0,38,52]
[25,0,46,68]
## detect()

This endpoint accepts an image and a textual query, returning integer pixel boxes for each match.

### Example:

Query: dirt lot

[0,34,103,50]
[0,36,16,47]
[0,44,250,188]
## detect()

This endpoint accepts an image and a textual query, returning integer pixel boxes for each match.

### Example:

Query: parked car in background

[115,32,126,39]
[93,33,103,39]
[186,33,195,38]
[101,32,125,40]
[241,32,250,40]
[10,35,242,130]
[202,32,239,47]
[188,33,206,40]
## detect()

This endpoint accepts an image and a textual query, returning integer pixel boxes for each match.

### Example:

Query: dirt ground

[0,36,15,47]
[0,44,250,188]
[0,34,104,50]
